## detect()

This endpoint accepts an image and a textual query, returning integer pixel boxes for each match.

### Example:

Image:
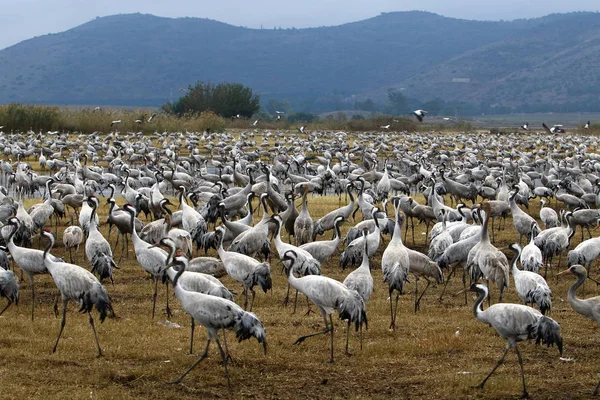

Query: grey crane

[179,186,207,252]
[509,243,551,315]
[300,215,344,264]
[539,199,559,228]
[63,225,84,263]
[215,228,271,311]
[123,204,171,318]
[406,248,443,312]
[294,185,313,246]
[381,200,410,329]
[167,256,267,387]
[41,231,114,356]
[567,233,600,268]
[283,249,366,363]
[340,208,381,269]
[466,203,510,303]
[468,283,562,398]
[106,197,143,260]
[520,223,544,273]
[343,228,373,352]
[312,183,355,240]
[139,199,174,245]
[85,196,119,284]
[0,263,18,316]
[5,217,61,320]
[509,189,539,245]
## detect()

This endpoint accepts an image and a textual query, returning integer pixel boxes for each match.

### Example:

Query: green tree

[168,82,260,118]
[384,89,410,115]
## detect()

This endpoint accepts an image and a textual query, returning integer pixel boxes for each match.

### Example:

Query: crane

[0,264,18,315]
[468,283,562,398]
[41,231,114,356]
[63,225,84,264]
[509,243,552,315]
[283,249,367,363]
[381,200,410,329]
[167,256,267,387]
[85,196,119,284]
[343,228,373,352]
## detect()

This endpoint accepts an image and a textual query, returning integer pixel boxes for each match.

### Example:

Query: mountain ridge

[0,11,599,113]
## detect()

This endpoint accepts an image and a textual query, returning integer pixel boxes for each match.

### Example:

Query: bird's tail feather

[532,315,562,355]
[79,282,114,322]
[251,262,272,293]
[234,311,267,354]
[337,289,368,332]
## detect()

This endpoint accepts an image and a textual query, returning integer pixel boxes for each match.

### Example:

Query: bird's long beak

[557,269,571,276]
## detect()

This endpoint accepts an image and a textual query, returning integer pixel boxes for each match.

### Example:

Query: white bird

[539,199,559,229]
[520,224,544,273]
[123,204,171,318]
[85,197,119,284]
[147,113,156,122]
[520,122,529,130]
[413,109,428,122]
[509,244,552,315]
[468,283,562,398]
[343,228,373,352]
[5,217,60,320]
[380,124,391,130]
[110,120,121,127]
[584,120,591,129]
[63,225,84,264]
[41,231,114,356]
[381,200,410,330]
[215,228,272,311]
[282,249,366,363]
[297,125,306,134]
[252,119,259,126]
[0,263,18,316]
[167,256,267,387]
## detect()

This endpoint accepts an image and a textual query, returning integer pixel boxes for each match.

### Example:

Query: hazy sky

[1,0,598,50]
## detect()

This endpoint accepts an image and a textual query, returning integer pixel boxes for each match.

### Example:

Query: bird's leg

[514,344,528,398]
[303,296,314,316]
[249,289,256,312]
[52,298,68,353]
[293,312,330,346]
[414,274,419,313]
[439,265,456,302]
[474,343,510,389]
[169,337,211,384]
[28,274,35,321]
[68,246,73,264]
[113,232,120,255]
[53,291,60,317]
[165,280,172,318]
[292,289,299,314]
[593,376,600,396]
[0,299,13,316]
[189,317,195,354]
[243,288,249,311]
[463,269,468,305]
[486,279,491,306]
[328,314,334,363]
[359,321,363,350]
[88,312,103,357]
[283,283,290,307]
[415,277,431,312]
[152,276,158,319]
[221,328,233,363]
[388,289,396,330]
[345,320,352,356]
[215,336,232,390]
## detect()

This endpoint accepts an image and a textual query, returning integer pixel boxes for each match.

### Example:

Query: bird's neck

[472,289,487,320]
[567,274,587,311]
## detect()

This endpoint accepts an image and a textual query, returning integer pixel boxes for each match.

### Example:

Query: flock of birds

[1,125,600,397]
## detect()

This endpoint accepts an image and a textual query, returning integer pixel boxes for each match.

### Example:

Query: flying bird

[297,126,306,134]
[147,113,156,123]
[520,122,529,130]
[252,119,260,127]
[110,120,122,127]
[413,109,428,122]
[584,120,591,129]
[380,124,391,130]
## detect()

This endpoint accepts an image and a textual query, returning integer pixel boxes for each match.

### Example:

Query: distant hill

[0,11,599,113]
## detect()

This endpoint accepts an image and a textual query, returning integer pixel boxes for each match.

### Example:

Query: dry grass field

[0,191,598,400]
